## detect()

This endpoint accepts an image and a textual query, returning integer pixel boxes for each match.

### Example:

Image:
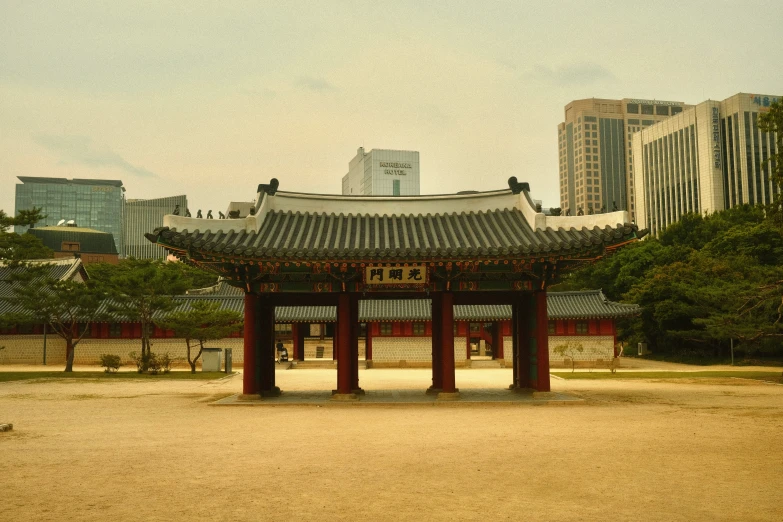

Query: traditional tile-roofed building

[26,225,119,265]
[0,258,87,319]
[144,178,640,399]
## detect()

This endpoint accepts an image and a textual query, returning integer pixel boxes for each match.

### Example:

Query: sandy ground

[1,365,782,522]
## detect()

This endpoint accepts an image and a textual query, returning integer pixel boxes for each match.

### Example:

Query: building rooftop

[17,177,124,188]
[149,178,638,261]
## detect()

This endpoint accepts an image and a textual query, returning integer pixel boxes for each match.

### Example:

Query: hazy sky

[2,1,781,216]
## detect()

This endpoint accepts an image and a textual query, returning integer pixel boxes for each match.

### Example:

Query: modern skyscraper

[123,195,187,259]
[557,98,691,219]
[632,93,780,236]
[14,177,125,254]
[342,147,420,196]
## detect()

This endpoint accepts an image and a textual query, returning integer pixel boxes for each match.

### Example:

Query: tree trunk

[186,338,196,374]
[64,339,74,372]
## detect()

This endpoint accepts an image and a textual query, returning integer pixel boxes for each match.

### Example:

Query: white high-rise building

[632,93,780,236]
[342,148,420,196]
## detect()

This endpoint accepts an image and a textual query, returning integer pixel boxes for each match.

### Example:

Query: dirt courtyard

[1,367,782,522]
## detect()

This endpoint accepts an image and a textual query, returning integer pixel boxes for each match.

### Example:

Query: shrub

[158,352,173,374]
[146,352,161,375]
[128,351,145,373]
[99,353,122,373]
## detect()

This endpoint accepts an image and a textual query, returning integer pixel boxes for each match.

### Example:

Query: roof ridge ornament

[507,177,529,194]
[257,178,280,196]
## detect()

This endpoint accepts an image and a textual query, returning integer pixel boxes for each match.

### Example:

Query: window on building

[380,323,392,336]
[61,241,80,251]
[628,118,640,125]
[576,321,588,334]
[392,179,400,196]
[641,105,654,115]
[671,106,683,115]
[656,106,669,116]
[412,323,425,335]
[627,103,639,114]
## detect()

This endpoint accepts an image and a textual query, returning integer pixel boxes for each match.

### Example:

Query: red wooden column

[350,295,362,394]
[258,301,279,396]
[534,290,551,391]
[439,292,459,398]
[365,323,373,362]
[428,293,443,394]
[333,293,356,399]
[242,292,258,396]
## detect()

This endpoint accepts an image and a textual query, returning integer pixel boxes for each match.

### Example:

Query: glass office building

[632,93,780,236]
[14,177,125,254]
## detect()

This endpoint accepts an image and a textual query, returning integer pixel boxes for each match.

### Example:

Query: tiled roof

[150,181,638,261]
[546,290,640,319]
[144,292,637,323]
[27,227,118,255]
[186,279,244,297]
[362,300,432,321]
[0,258,85,316]
[276,306,335,323]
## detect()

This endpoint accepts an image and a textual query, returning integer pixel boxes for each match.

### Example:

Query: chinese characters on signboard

[711,106,721,169]
[365,266,427,285]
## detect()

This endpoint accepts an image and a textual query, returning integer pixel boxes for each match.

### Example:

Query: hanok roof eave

[147,179,639,263]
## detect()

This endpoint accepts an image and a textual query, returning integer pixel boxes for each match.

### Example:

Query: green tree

[554,204,783,359]
[157,300,242,373]
[0,263,106,372]
[0,208,52,262]
[88,259,195,366]
[758,99,783,230]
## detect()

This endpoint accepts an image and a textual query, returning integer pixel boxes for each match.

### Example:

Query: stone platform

[211,388,583,407]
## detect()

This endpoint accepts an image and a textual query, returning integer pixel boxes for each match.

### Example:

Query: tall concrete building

[342,147,420,196]
[632,93,780,236]
[14,177,125,254]
[557,98,691,219]
[123,195,187,259]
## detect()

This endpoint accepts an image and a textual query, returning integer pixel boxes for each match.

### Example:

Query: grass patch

[0,371,233,383]
[552,371,783,382]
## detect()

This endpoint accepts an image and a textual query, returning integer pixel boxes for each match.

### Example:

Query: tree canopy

[554,204,783,359]
[88,259,197,365]
[157,300,242,373]
[0,208,53,262]
[0,262,106,371]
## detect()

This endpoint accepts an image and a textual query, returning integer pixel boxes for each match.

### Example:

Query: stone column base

[436,391,461,401]
[352,388,365,395]
[259,387,282,397]
[425,387,442,395]
[331,393,358,401]
[237,394,262,401]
